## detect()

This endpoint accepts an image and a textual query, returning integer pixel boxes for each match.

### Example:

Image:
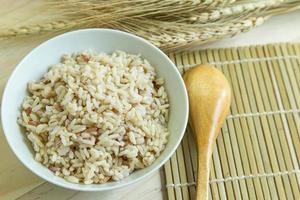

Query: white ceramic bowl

[1,29,188,191]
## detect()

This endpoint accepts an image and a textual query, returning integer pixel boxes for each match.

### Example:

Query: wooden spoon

[183,64,231,200]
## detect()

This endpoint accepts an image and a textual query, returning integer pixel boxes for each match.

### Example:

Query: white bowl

[1,29,188,191]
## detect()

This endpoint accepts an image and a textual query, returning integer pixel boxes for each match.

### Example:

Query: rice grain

[18,50,169,184]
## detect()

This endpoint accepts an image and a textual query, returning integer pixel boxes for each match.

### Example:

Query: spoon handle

[194,124,215,200]
[196,148,211,200]
[183,65,231,200]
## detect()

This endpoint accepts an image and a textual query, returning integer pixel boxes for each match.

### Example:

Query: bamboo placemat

[164,43,300,200]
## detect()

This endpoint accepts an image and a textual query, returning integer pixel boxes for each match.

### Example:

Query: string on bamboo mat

[166,169,300,188]
[180,55,300,70]
[227,109,300,119]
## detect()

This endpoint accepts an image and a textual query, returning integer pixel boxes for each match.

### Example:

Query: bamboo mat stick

[193,51,201,71]
[266,45,300,180]
[187,127,198,187]
[206,49,227,200]
[243,47,279,200]
[170,153,183,200]
[285,44,300,197]
[278,44,300,196]
[284,44,300,104]
[273,44,299,110]
[279,44,300,106]
[256,46,294,199]
[231,48,265,199]
[181,132,196,198]
[289,45,300,90]
[188,52,196,69]
[225,48,257,200]
[169,55,183,200]
[169,53,177,75]
[231,48,262,199]
[179,52,196,200]
[176,144,190,200]
[210,157,220,199]
[237,47,272,200]
[291,45,300,139]
[171,52,189,200]
[219,49,250,200]
[175,52,184,75]
[183,53,198,191]
[214,128,235,199]
[232,48,264,198]
[186,51,201,199]
[165,159,176,200]
[213,49,242,199]
[274,44,300,182]
[212,147,227,200]
[259,45,295,198]
[274,44,300,141]
[289,45,300,141]
[212,48,236,199]
[181,52,189,70]
[262,44,300,198]
[164,52,177,200]
[250,46,286,199]
[273,44,300,108]
[288,45,300,153]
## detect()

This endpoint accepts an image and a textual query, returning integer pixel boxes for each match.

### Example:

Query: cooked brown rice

[18,50,169,184]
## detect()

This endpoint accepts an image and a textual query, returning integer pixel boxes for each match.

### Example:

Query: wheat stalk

[1,0,300,51]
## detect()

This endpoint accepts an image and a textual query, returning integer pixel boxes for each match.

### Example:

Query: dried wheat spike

[0,0,299,52]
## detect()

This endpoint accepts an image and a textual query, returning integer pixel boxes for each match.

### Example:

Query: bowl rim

[1,28,189,191]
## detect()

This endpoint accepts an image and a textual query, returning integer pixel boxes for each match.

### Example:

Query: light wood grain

[17,171,164,200]
[0,35,50,200]
[183,65,231,200]
[0,21,165,200]
[1,1,300,199]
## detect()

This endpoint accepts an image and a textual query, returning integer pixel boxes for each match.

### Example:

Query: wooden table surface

[0,1,300,199]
